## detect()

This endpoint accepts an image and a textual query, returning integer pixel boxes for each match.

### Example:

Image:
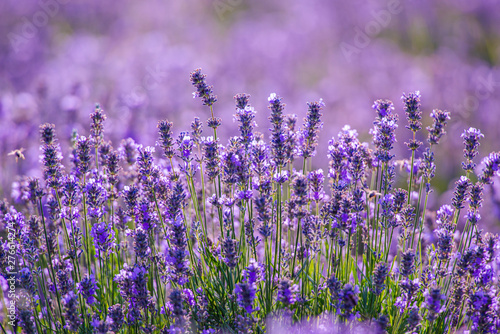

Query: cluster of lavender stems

[2,69,500,334]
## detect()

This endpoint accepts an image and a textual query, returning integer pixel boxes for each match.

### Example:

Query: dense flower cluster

[1,71,500,334]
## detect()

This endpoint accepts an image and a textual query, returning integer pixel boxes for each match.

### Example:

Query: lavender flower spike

[461,127,484,173]
[427,109,450,146]
[299,99,324,158]
[77,274,98,305]
[190,68,217,107]
[423,287,445,322]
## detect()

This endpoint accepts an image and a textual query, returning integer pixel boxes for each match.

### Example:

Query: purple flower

[373,262,389,295]
[221,140,245,185]
[158,119,175,159]
[469,183,483,210]
[292,172,308,206]
[436,205,454,226]
[62,291,82,331]
[119,138,138,165]
[114,263,153,317]
[131,227,151,259]
[165,216,190,285]
[176,132,194,163]
[90,104,107,146]
[91,221,115,257]
[423,287,445,322]
[402,91,422,149]
[170,289,185,325]
[302,214,322,256]
[372,99,394,118]
[371,99,398,164]
[207,117,222,129]
[277,278,298,306]
[222,237,239,269]
[396,278,421,313]
[427,109,450,146]
[452,176,471,210]
[190,68,217,107]
[137,146,159,187]
[74,135,93,175]
[326,275,342,311]
[202,136,220,182]
[234,98,256,149]
[461,127,484,172]
[18,267,37,299]
[421,148,436,192]
[339,284,360,320]
[308,169,325,202]
[122,184,140,216]
[52,258,74,296]
[268,93,287,167]
[235,281,258,314]
[379,194,396,227]
[299,99,324,159]
[61,175,81,209]
[40,140,65,189]
[26,177,44,205]
[136,199,158,231]
[190,117,203,145]
[91,318,108,334]
[400,250,416,277]
[479,152,500,184]
[40,123,56,145]
[107,304,125,332]
[17,309,37,334]
[468,287,498,333]
[242,259,265,285]
[84,177,108,219]
[77,274,98,305]
[407,307,421,332]
[436,227,453,261]
[165,182,186,221]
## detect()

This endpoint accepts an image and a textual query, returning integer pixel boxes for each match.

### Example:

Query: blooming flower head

[242,259,265,285]
[370,100,398,164]
[202,136,220,182]
[119,137,138,165]
[424,287,445,322]
[90,104,107,145]
[190,117,203,144]
[373,262,389,295]
[84,177,108,219]
[479,152,500,184]
[77,274,98,305]
[299,99,324,159]
[62,291,82,331]
[157,119,175,159]
[177,132,194,162]
[277,278,299,306]
[235,281,258,314]
[190,68,217,106]
[452,176,471,210]
[402,91,422,149]
[339,283,360,320]
[308,169,325,202]
[461,127,484,172]
[234,105,257,149]
[91,221,115,257]
[427,109,450,145]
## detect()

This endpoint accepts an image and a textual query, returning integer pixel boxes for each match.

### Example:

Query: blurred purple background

[1,0,500,227]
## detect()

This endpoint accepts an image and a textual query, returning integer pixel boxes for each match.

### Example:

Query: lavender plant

[2,69,500,334]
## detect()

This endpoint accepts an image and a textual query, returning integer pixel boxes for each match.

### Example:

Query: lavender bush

[2,69,500,333]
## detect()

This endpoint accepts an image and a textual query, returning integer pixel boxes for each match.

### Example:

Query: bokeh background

[1,0,500,228]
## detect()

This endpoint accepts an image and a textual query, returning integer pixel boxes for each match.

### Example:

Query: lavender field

[2,1,500,333]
